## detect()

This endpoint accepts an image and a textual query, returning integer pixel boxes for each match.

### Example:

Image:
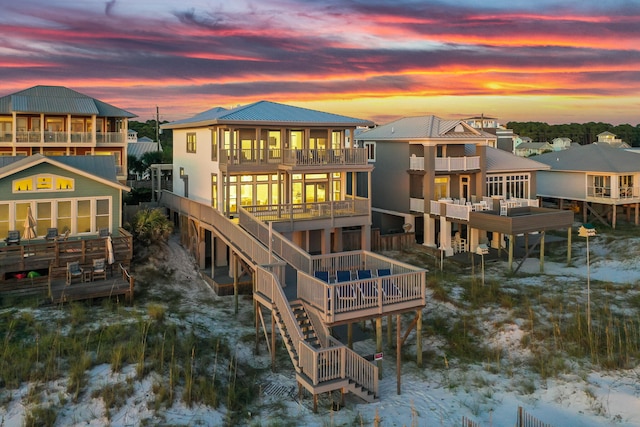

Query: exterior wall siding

[369,141,410,213]
[537,171,585,199]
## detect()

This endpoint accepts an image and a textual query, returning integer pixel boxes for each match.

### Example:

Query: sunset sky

[2,0,640,125]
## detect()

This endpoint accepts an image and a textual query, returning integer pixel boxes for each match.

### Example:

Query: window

[77,200,91,233]
[364,141,376,162]
[12,174,74,193]
[486,174,530,198]
[186,133,197,153]
[36,202,52,236]
[211,174,218,209]
[434,177,449,200]
[0,204,8,238]
[211,130,218,161]
[57,201,72,234]
[96,199,110,231]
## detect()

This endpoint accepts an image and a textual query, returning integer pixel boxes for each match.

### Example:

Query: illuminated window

[0,204,8,238]
[57,201,72,234]
[14,178,32,192]
[56,177,74,190]
[211,130,218,161]
[186,133,197,153]
[13,175,74,192]
[36,202,52,236]
[36,176,52,190]
[211,174,218,209]
[77,200,91,233]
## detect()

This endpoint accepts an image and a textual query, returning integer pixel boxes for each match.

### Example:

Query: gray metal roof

[515,142,551,150]
[477,146,550,173]
[534,143,640,173]
[163,101,373,129]
[356,115,495,141]
[128,142,160,159]
[0,154,122,184]
[0,85,136,118]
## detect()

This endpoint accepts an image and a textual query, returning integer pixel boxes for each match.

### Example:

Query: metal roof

[534,143,640,173]
[356,115,494,141]
[163,101,373,129]
[0,154,127,189]
[0,85,136,118]
[128,142,160,159]
[474,145,550,173]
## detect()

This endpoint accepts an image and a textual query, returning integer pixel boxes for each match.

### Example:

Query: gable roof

[356,115,495,141]
[162,101,373,129]
[515,142,552,150]
[534,143,640,173]
[465,145,550,173]
[0,85,136,118]
[128,142,160,159]
[0,154,130,191]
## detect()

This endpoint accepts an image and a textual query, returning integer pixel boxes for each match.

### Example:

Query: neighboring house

[535,143,640,228]
[514,141,553,157]
[551,137,572,151]
[127,140,160,180]
[0,153,131,282]
[0,85,136,182]
[596,131,630,148]
[463,115,515,153]
[356,115,572,259]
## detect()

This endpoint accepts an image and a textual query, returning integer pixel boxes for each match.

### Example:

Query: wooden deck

[0,263,134,306]
[0,228,133,281]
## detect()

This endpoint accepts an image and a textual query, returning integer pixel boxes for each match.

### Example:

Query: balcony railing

[10,131,125,144]
[220,148,368,167]
[430,196,540,221]
[242,199,369,223]
[588,186,638,199]
[409,156,480,172]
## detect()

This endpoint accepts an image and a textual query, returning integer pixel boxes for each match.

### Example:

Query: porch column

[439,216,452,256]
[567,227,572,266]
[321,227,331,254]
[333,228,343,252]
[539,232,545,273]
[424,215,435,247]
[215,235,228,270]
[469,227,480,252]
[361,224,371,252]
[198,227,206,269]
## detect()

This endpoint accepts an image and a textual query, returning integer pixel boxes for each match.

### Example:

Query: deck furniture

[66,261,84,286]
[98,228,110,238]
[336,270,356,301]
[45,228,59,241]
[92,258,107,281]
[314,271,330,283]
[377,268,401,298]
[4,230,20,245]
[357,269,378,300]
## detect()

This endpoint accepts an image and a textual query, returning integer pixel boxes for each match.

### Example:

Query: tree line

[506,121,640,147]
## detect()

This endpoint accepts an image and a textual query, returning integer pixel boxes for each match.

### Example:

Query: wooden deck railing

[0,229,133,278]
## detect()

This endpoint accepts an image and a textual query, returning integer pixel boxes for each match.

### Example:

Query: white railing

[410,198,424,213]
[409,156,424,170]
[434,156,480,172]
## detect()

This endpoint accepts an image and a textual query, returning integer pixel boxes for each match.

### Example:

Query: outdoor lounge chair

[357,269,378,301]
[377,268,401,298]
[45,227,59,241]
[92,258,107,281]
[66,261,84,286]
[314,271,330,283]
[335,270,356,301]
[98,227,110,238]
[4,230,20,245]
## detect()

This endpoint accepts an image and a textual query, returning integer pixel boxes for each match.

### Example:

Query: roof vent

[391,127,394,133]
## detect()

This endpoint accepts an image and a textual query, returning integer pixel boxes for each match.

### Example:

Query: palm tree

[129,208,173,245]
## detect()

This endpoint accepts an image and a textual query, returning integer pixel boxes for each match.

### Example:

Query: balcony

[219,148,369,171]
[409,156,480,172]
[587,186,638,200]
[6,131,125,145]
[430,197,539,221]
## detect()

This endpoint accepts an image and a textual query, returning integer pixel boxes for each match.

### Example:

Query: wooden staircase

[258,268,378,406]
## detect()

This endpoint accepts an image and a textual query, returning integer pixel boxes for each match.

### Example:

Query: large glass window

[434,177,449,200]
[77,200,91,233]
[211,174,218,209]
[58,201,72,233]
[186,133,197,153]
[486,174,530,198]
[211,130,218,161]
[36,202,52,236]
[0,204,9,238]
[96,199,110,230]
[290,130,304,150]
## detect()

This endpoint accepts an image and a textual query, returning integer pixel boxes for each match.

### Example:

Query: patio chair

[92,258,107,281]
[66,261,84,286]
[314,271,330,283]
[336,270,356,301]
[4,230,20,245]
[377,268,401,298]
[45,227,59,241]
[98,227,110,238]
[57,229,70,241]
[356,269,377,301]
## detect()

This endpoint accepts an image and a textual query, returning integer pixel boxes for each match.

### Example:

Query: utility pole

[156,106,162,152]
